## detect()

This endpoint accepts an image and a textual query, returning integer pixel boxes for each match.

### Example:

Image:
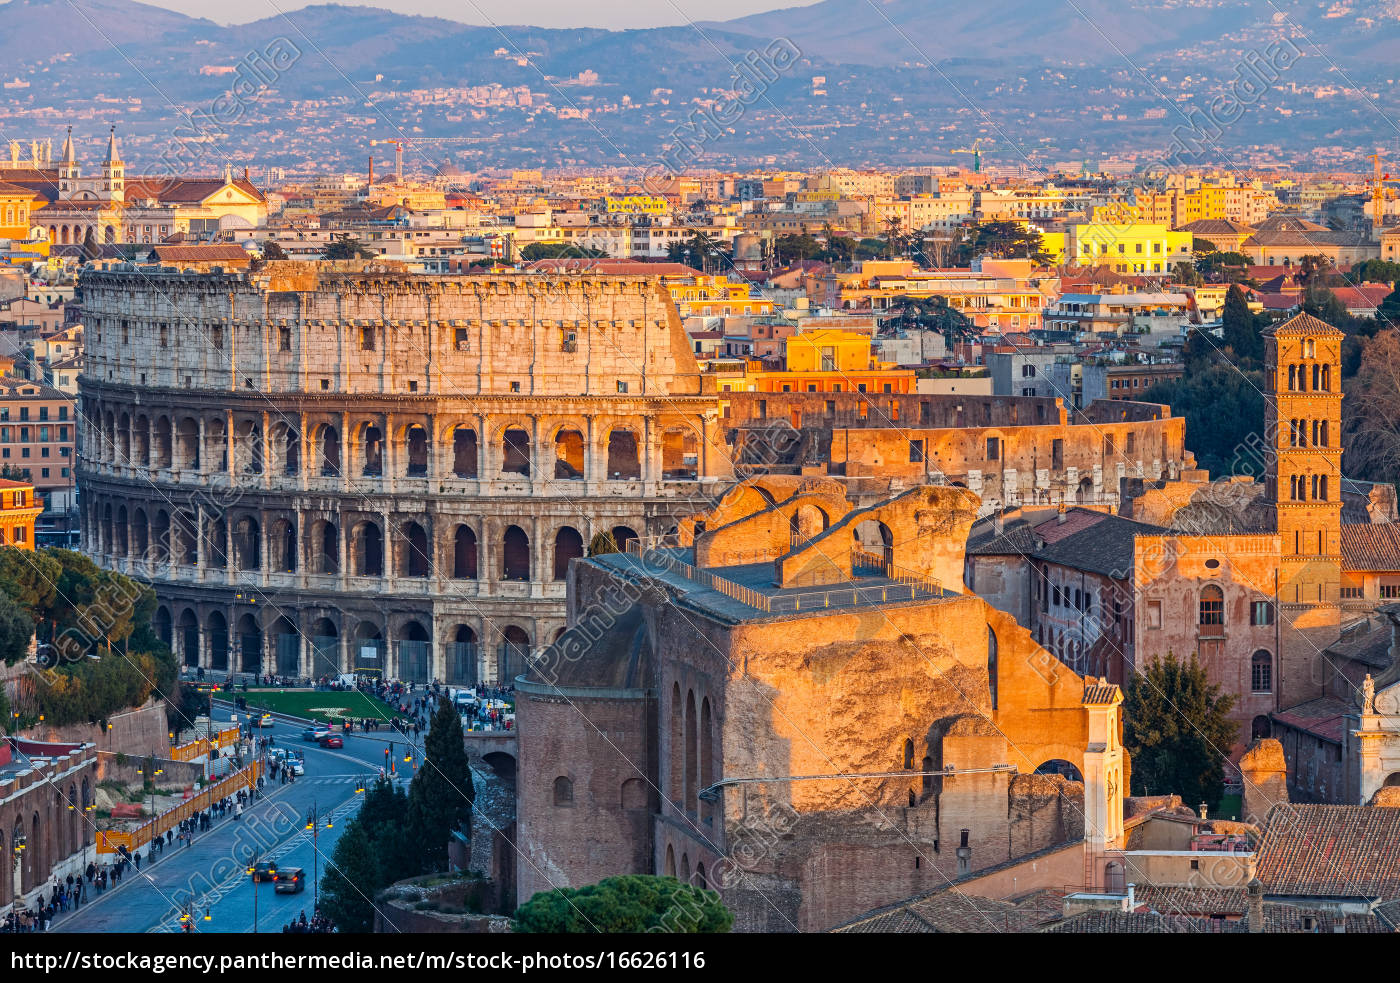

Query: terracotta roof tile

[1256,804,1400,899]
[1341,523,1400,571]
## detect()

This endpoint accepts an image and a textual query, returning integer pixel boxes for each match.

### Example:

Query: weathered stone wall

[0,743,98,910]
[1239,738,1289,823]
[25,699,170,759]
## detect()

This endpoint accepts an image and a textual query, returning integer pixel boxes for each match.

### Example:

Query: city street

[52,702,427,934]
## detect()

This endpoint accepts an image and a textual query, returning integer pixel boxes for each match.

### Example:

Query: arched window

[1313,364,1321,391]
[1199,584,1224,627]
[1322,364,1331,391]
[1251,650,1273,693]
[1288,365,1296,390]
[1252,715,1272,740]
[1320,475,1328,501]
[902,738,914,770]
[988,625,999,710]
[1321,420,1329,447]
[552,776,574,807]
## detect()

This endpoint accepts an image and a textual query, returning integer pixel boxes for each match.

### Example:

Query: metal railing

[627,540,773,613]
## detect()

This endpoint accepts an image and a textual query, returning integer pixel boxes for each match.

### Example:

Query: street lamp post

[245,847,261,934]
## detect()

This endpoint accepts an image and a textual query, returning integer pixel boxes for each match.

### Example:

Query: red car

[318,734,343,749]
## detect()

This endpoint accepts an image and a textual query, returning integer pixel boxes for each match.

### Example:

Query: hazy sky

[122,0,820,28]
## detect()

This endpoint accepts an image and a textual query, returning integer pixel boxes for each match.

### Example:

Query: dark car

[250,861,278,882]
[318,734,343,749]
[272,867,305,894]
[302,726,330,742]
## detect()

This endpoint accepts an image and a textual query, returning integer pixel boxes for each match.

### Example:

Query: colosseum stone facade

[78,262,731,685]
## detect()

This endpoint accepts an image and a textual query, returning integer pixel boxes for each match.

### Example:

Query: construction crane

[952,139,993,174]
[1367,152,1394,231]
[371,139,406,183]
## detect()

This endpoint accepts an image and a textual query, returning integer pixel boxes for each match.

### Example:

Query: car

[318,734,343,749]
[252,713,273,729]
[287,757,305,776]
[250,861,278,882]
[302,726,330,742]
[272,867,305,894]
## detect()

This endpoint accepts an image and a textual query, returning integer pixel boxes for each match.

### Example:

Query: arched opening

[684,689,698,814]
[502,525,530,581]
[1383,773,1400,787]
[552,526,584,580]
[397,620,430,682]
[352,622,385,673]
[153,606,172,648]
[554,429,585,479]
[235,419,263,475]
[902,738,915,770]
[452,525,478,579]
[622,777,646,810]
[498,625,530,684]
[452,426,477,478]
[310,618,340,678]
[404,425,428,476]
[115,504,129,556]
[177,512,198,565]
[662,427,699,480]
[118,412,130,463]
[271,518,296,572]
[790,503,829,544]
[208,611,229,672]
[853,519,894,568]
[664,844,676,877]
[177,417,199,470]
[237,613,262,673]
[451,625,478,685]
[1199,584,1224,629]
[131,507,149,560]
[317,424,340,476]
[501,428,530,476]
[359,423,384,477]
[399,520,430,577]
[611,525,638,551]
[988,625,999,710]
[606,429,641,480]
[351,521,383,577]
[272,616,299,676]
[150,509,170,566]
[134,414,150,466]
[101,503,112,556]
[206,417,227,472]
[1251,715,1272,740]
[276,422,300,476]
[310,520,338,574]
[553,777,574,807]
[680,853,691,883]
[670,682,684,804]
[1104,861,1126,894]
[1076,477,1094,503]
[1251,650,1273,694]
[179,608,199,667]
[233,516,260,571]
[1035,759,1084,781]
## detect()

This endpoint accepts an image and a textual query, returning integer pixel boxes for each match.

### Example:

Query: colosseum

[77,262,732,684]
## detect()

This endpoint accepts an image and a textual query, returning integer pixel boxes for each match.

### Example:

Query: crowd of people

[281,907,333,933]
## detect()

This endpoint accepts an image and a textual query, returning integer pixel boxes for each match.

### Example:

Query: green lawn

[235,689,403,725]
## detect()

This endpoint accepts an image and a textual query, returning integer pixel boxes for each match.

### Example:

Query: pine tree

[318,817,379,933]
[1123,652,1238,813]
[1221,284,1262,364]
[407,696,475,873]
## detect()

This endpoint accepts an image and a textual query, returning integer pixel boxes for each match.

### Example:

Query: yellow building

[603,194,669,214]
[1054,222,1194,274]
[0,182,37,240]
[785,328,879,373]
[668,274,774,318]
[0,478,41,549]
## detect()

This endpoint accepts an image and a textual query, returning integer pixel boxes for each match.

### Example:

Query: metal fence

[312,635,340,678]
[496,642,529,685]
[398,640,431,684]
[450,643,479,686]
[275,633,300,676]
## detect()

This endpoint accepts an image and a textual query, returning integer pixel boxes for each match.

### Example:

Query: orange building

[0,477,42,548]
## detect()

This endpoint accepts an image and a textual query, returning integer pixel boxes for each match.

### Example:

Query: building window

[986,436,999,461]
[909,440,925,463]
[1381,585,1400,600]
[1199,585,1224,627]
[1251,651,1273,694]
[552,776,574,806]
[1250,601,1274,626]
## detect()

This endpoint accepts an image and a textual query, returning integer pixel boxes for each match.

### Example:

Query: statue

[1361,674,1375,714]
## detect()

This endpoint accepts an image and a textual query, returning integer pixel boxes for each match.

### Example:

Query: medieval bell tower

[1265,311,1343,707]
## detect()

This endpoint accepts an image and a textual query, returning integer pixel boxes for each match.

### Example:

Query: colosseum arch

[154,415,172,468]
[117,411,131,463]
[310,618,340,677]
[153,605,172,648]
[233,516,260,571]
[236,613,263,673]
[605,427,641,480]
[271,616,299,676]
[177,417,199,470]
[352,620,385,671]
[502,525,530,581]
[315,423,340,475]
[501,426,531,476]
[176,511,198,565]
[133,413,150,466]
[150,509,171,566]
[355,422,385,477]
[205,416,227,472]
[179,608,199,667]
[309,519,338,574]
[498,625,530,683]
[101,503,113,555]
[102,409,115,462]
[449,424,478,478]
[131,507,149,559]
[270,518,297,572]
[272,421,300,476]
[402,424,429,477]
[205,514,227,567]
[398,520,431,578]
[207,611,229,671]
[350,520,383,577]
[553,427,586,479]
[553,526,584,580]
[115,505,129,556]
[233,419,263,476]
[451,525,478,579]
[661,426,700,479]
[450,625,478,685]
[398,620,431,682]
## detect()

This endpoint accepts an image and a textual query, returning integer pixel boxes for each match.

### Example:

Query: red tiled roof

[151,244,251,263]
[1271,696,1351,743]
[1260,311,1343,337]
[1341,523,1400,571]
[1256,804,1400,899]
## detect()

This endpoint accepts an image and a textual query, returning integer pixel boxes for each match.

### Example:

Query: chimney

[1126,882,1135,910]
[992,510,1004,535]
[1247,878,1264,933]
[1056,504,1067,525]
[956,828,971,876]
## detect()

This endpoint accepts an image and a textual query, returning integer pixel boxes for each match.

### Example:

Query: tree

[0,590,34,666]
[588,531,621,556]
[887,295,975,343]
[407,696,475,873]
[520,243,606,261]
[1142,365,1267,477]
[261,240,288,260]
[953,221,1051,265]
[1123,652,1238,814]
[513,875,732,933]
[1353,260,1400,285]
[1197,251,1250,283]
[319,816,380,933]
[1342,328,1400,484]
[80,227,101,263]
[1221,284,1263,365]
[323,234,373,260]
[1302,284,1350,328]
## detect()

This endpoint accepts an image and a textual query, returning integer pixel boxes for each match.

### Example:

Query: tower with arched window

[1265,311,1342,709]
